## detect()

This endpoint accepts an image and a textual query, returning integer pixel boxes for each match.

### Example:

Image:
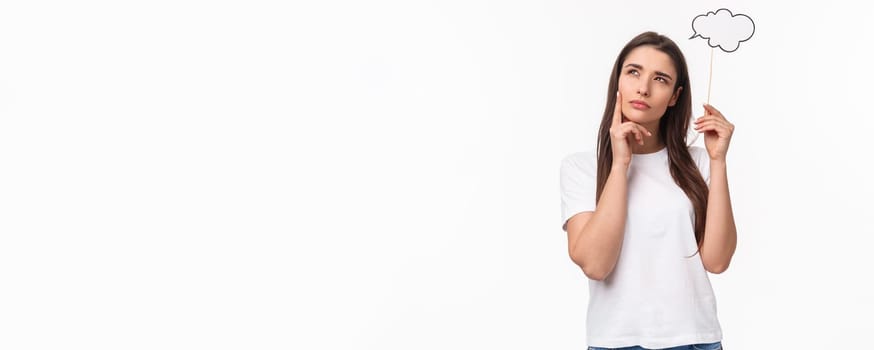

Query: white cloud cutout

[689,8,755,53]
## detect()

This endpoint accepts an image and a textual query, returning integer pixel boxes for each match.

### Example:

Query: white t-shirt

[559,145,722,349]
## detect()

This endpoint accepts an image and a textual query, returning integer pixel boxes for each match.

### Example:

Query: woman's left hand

[694,103,735,161]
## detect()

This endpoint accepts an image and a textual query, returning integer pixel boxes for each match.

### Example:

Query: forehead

[622,45,676,76]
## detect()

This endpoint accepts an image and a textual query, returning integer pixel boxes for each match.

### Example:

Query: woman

[560,31,737,350]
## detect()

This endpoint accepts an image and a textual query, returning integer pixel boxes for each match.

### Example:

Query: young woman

[560,32,737,350]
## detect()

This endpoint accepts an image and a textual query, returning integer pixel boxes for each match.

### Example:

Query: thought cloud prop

[689,8,755,53]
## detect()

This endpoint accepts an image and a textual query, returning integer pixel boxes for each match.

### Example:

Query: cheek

[655,88,675,105]
[617,76,631,91]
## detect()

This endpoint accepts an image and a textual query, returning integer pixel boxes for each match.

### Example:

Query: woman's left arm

[694,103,738,274]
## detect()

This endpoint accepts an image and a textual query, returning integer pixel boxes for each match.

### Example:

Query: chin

[624,111,653,123]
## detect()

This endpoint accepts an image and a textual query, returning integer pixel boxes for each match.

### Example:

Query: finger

[702,104,724,119]
[634,125,649,144]
[701,119,729,128]
[620,123,650,146]
[611,127,628,143]
[626,124,643,144]
[695,121,726,134]
[696,124,716,133]
[630,122,651,135]
[629,126,641,142]
[613,91,623,127]
[694,115,712,125]
[694,120,715,129]
[696,115,728,125]
[636,124,652,137]
[620,120,651,133]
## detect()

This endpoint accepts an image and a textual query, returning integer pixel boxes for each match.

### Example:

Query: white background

[1,1,872,349]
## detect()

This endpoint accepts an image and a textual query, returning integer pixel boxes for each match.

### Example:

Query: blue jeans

[588,341,722,350]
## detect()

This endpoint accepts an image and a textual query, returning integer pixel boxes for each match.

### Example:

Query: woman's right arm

[566,163,628,281]
[565,91,648,281]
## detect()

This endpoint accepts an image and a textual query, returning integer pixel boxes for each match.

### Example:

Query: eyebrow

[623,63,674,81]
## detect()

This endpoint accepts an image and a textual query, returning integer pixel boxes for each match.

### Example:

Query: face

[618,45,682,125]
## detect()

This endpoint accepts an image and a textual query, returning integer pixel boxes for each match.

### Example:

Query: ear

[668,86,683,107]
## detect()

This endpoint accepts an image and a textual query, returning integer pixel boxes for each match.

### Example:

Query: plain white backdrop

[1,1,872,349]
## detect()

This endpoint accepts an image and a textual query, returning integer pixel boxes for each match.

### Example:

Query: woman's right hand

[610,91,652,168]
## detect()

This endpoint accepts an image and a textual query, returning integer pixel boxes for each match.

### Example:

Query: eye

[626,68,639,76]
[655,76,668,83]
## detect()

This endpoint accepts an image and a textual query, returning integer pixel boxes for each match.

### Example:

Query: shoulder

[560,149,597,173]
[561,150,598,183]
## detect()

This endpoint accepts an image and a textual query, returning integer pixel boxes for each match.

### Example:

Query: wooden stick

[707,47,714,105]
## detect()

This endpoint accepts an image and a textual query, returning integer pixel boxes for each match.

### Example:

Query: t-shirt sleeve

[690,146,711,187]
[560,152,597,232]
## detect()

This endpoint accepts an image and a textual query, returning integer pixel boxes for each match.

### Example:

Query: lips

[630,100,650,109]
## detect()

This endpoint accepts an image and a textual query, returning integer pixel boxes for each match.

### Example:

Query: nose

[637,83,649,97]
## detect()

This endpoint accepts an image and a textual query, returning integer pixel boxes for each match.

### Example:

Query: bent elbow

[704,262,729,274]
[572,256,609,281]
[583,268,609,281]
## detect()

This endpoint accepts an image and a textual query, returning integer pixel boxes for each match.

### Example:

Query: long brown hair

[595,31,709,257]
